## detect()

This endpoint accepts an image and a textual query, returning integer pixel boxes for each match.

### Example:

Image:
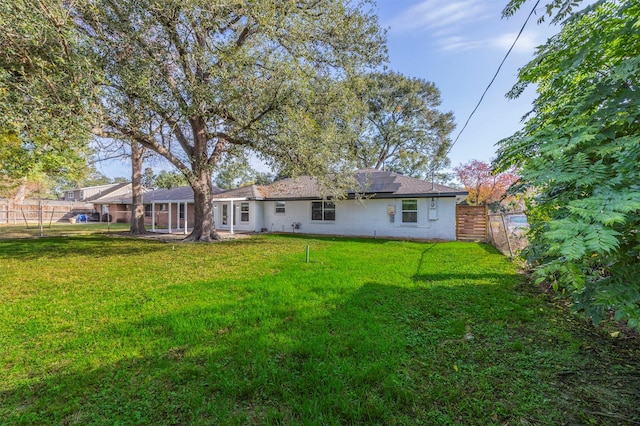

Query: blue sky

[377,0,558,169]
[98,0,558,179]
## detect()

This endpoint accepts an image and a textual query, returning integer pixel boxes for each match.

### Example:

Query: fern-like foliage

[495,1,640,329]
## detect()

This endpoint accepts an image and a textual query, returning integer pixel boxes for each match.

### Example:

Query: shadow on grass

[412,272,521,284]
[265,232,400,245]
[0,235,168,260]
[3,280,638,425]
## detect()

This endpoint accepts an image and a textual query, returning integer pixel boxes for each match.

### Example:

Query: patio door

[221,204,236,226]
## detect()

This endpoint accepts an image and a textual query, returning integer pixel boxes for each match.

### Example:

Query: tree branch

[105,119,191,176]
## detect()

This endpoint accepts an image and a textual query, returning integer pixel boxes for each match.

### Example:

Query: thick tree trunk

[129,141,147,235]
[184,171,220,242]
[184,117,220,242]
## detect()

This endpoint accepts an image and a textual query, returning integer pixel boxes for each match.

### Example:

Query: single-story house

[92,185,222,233]
[92,170,467,240]
[212,169,467,240]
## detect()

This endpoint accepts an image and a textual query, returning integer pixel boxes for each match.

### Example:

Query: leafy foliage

[213,156,274,190]
[503,0,585,23]
[141,167,156,189]
[154,170,189,190]
[496,1,640,328]
[354,71,455,178]
[73,0,386,240]
[0,1,94,184]
[454,160,519,207]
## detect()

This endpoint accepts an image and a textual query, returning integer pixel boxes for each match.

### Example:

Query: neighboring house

[61,183,131,202]
[212,169,467,240]
[93,185,222,232]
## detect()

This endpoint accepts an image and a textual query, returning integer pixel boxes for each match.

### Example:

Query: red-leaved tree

[455,160,519,206]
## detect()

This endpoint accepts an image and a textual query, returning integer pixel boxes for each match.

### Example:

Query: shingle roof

[94,171,465,204]
[256,176,320,199]
[248,169,466,200]
[212,184,263,200]
[83,182,130,202]
[142,186,194,202]
[93,185,223,204]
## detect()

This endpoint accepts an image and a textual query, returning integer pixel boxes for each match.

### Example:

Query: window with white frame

[311,201,335,221]
[402,199,418,223]
[144,204,152,217]
[275,201,286,214]
[240,202,249,222]
[67,191,74,199]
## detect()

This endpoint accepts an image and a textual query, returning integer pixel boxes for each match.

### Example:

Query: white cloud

[437,36,483,52]
[439,31,544,54]
[489,32,541,53]
[389,0,488,33]
[388,0,552,55]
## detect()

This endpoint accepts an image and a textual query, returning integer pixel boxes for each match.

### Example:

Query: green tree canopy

[74,0,386,241]
[354,71,454,179]
[0,0,94,185]
[154,170,188,190]
[141,167,156,189]
[214,157,257,190]
[495,0,640,328]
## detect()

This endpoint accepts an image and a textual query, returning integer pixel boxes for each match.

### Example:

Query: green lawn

[0,222,130,239]
[0,232,638,425]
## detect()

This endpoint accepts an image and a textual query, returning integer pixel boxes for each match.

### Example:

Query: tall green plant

[496,1,640,328]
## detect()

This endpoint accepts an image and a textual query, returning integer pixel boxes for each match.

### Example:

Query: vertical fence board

[0,199,94,224]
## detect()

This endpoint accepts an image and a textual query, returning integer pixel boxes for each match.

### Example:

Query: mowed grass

[0,222,130,239]
[0,233,638,425]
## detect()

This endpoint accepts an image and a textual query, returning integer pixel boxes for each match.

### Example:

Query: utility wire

[441,0,542,162]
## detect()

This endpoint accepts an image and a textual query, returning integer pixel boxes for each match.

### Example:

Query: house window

[275,201,286,214]
[67,191,74,199]
[402,200,418,223]
[240,202,249,222]
[179,204,185,219]
[311,201,335,221]
[144,205,152,217]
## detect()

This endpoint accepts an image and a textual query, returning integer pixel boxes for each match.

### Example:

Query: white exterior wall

[213,200,259,232]
[254,201,265,232]
[261,197,457,240]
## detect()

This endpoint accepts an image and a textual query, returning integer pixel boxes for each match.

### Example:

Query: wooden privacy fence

[0,199,94,224]
[456,205,488,242]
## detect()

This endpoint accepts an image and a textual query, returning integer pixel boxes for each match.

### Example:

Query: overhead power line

[443,0,542,161]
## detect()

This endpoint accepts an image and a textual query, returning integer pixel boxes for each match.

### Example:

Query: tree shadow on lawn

[265,232,401,245]
[2,282,638,425]
[0,235,172,260]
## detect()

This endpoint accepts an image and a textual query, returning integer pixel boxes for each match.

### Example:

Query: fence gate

[456,205,488,242]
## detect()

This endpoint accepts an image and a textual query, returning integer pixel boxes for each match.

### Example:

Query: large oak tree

[75,0,386,241]
[354,71,454,179]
